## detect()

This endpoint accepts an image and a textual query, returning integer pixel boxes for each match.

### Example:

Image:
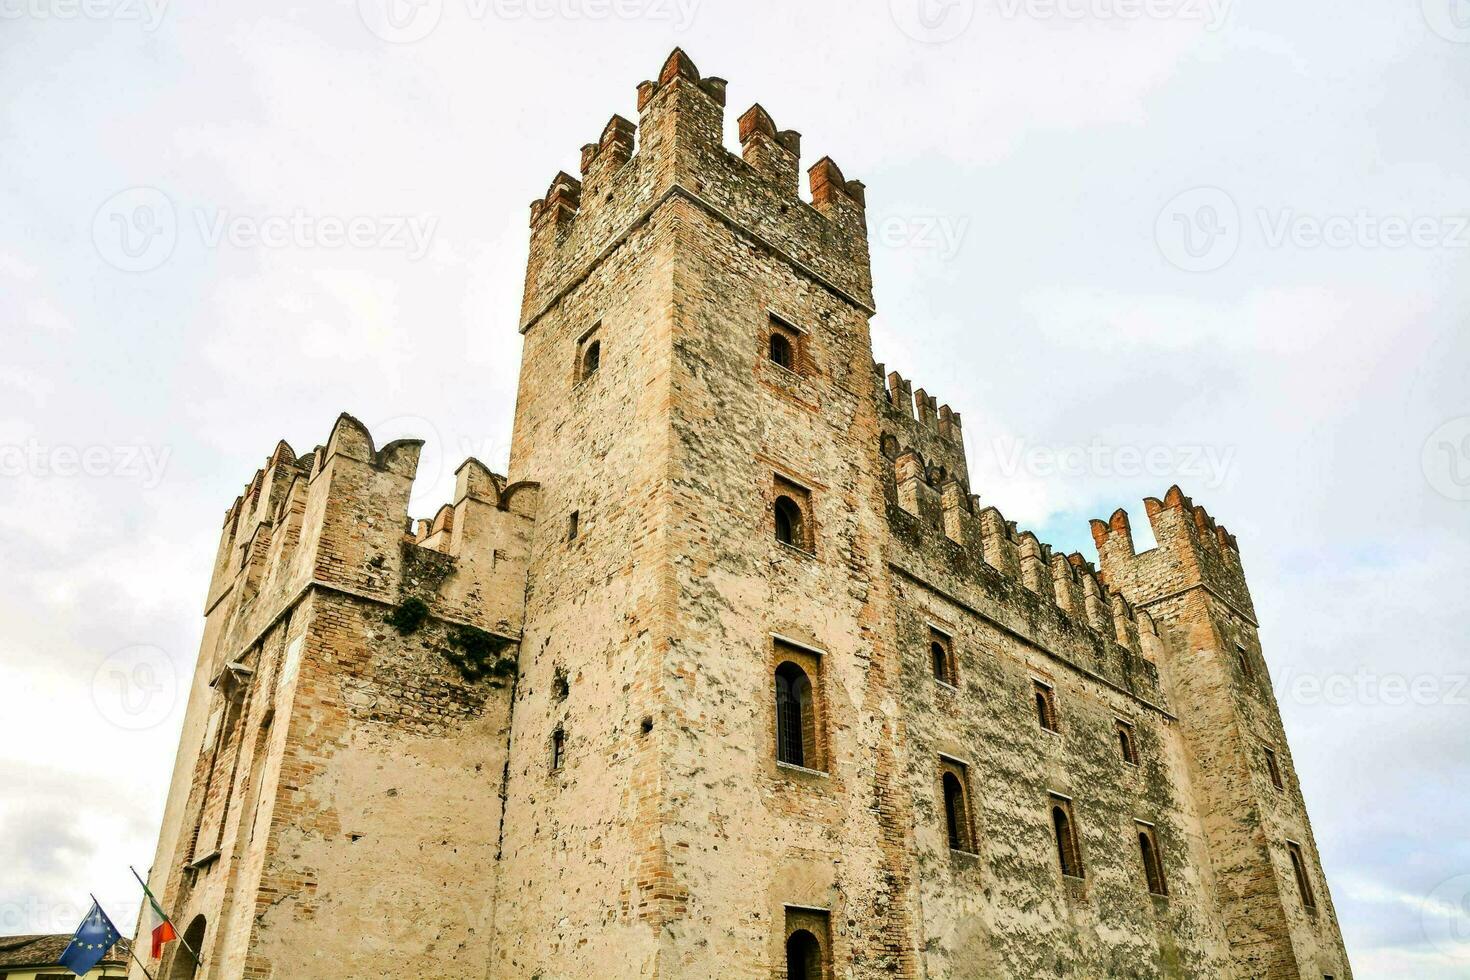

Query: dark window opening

[775,661,814,768]
[941,767,975,853]
[1287,841,1316,909]
[1117,721,1139,765]
[786,928,821,980]
[930,629,956,686]
[1034,681,1059,732]
[774,495,803,548]
[1265,745,1284,790]
[1051,799,1083,878]
[567,510,579,541]
[581,339,601,379]
[1237,644,1256,681]
[550,728,566,771]
[769,331,794,370]
[1137,825,1168,896]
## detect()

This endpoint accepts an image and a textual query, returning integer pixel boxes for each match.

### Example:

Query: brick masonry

[132,49,1352,980]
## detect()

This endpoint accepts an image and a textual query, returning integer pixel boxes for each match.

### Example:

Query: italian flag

[141,880,178,958]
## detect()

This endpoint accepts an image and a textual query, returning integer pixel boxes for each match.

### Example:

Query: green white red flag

[139,877,177,958]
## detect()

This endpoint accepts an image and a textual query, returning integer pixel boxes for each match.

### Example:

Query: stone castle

[134,49,1352,980]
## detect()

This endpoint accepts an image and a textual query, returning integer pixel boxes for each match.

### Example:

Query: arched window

[774,495,803,548]
[1051,800,1083,878]
[786,928,822,980]
[1287,840,1316,909]
[942,771,971,851]
[1116,720,1139,765]
[1137,825,1168,896]
[769,332,794,370]
[1034,681,1059,732]
[774,661,814,768]
[929,629,955,687]
[581,339,601,378]
[165,916,206,980]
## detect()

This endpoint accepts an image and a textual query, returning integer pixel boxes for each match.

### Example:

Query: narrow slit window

[1264,745,1284,790]
[1050,795,1083,879]
[1116,720,1139,765]
[1034,680,1059,732]
[1136,822,1168,896]
[567,510,579,541]
[1287,840,1316,909]
[773,646,824,772]
[929,628,955,687]
[550,727,566,771]
[939,758,976,853]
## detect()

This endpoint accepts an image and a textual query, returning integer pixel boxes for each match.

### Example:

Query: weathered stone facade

[133,49,1352,980]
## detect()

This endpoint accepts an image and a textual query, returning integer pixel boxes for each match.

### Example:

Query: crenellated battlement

[520,48,874,331]
[884,450,1167,703]
[1092,484,1255,624]
[206,413,540,651]
[875,362,969,491]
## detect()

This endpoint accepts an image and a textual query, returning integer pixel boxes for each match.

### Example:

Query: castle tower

[131,49,1353,980]
[132,420,538,979]
[1095,490,1354,978]
[493,48,922,978]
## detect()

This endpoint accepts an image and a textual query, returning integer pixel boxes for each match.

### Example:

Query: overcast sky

[2,0,1467,975]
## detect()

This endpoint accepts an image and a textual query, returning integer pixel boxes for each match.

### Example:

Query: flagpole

[128,865,200,965]
[89,894,152,980]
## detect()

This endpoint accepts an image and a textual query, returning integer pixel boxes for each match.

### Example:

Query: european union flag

[58,900,122,976]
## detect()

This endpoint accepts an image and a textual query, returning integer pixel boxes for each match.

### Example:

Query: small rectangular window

[1049,794,1083,879]
[567,510,579,541]
[772,475,814,553]
[1264,745,1284,790]
[1116,719,1139,765]
[1135,821,1168,896]
[929,627,956,687]
[938,756,976,853]
[1286,840,1316,909]
[550,728,566,771]
[1034,680,1059,733]
[1236,641,1256,681]
[773,638,826,772]
[575,323,602,383]
[766,312,805,375]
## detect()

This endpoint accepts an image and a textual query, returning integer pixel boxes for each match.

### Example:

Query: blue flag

[58,900,122,976]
